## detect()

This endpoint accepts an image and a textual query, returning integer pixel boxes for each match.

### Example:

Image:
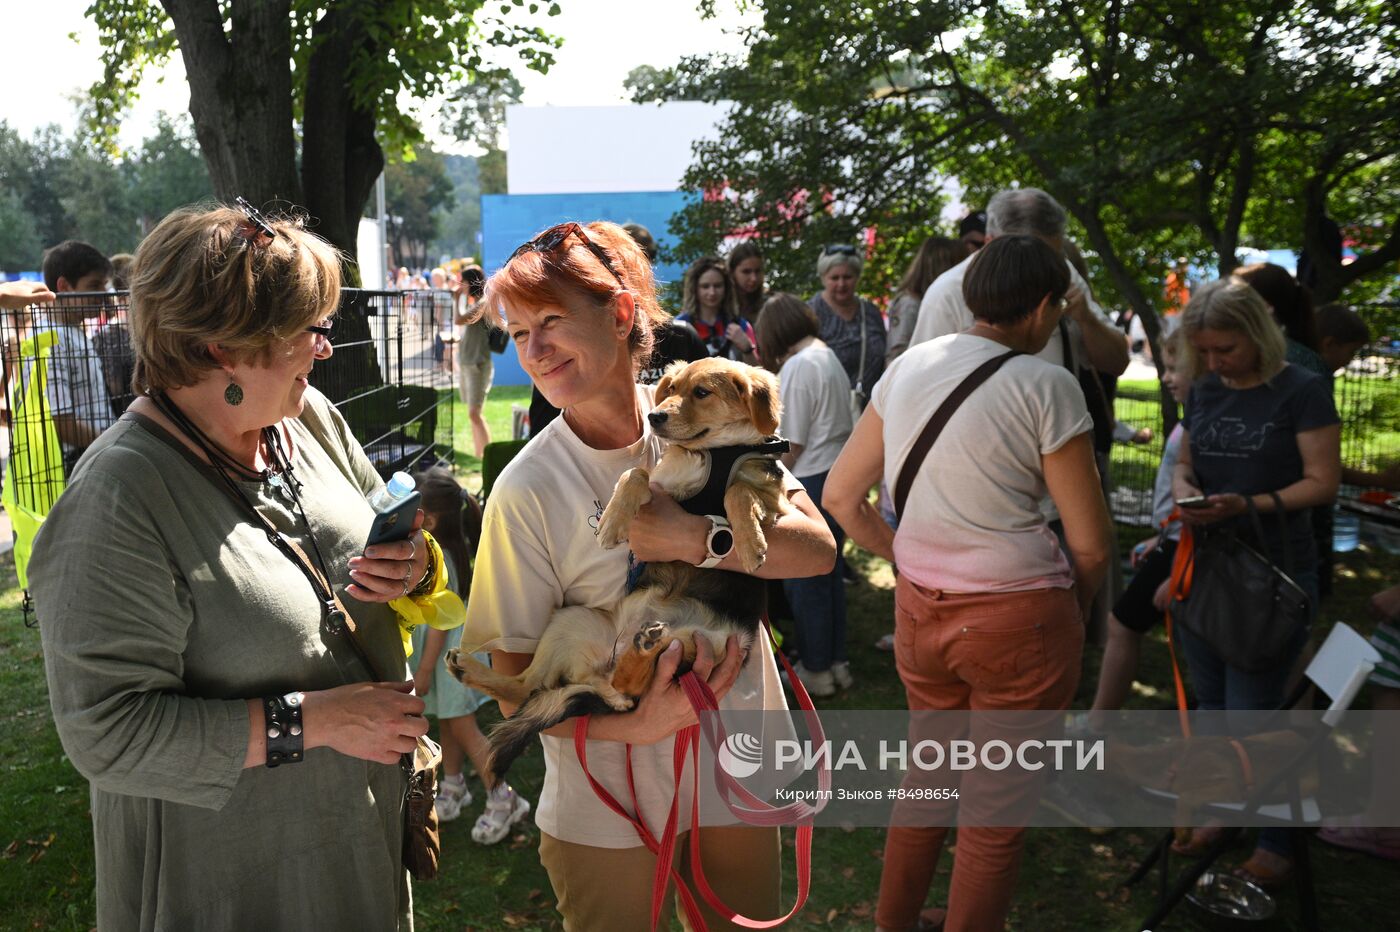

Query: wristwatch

[696,515,734,569]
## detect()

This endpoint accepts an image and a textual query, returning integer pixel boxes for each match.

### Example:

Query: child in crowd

[1314,303,1371,375]
[1077,327,1192,732]
[410,468,531,845]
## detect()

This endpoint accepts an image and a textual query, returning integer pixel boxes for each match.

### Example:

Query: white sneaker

[471,784,532,845]
[434,773,471,823]
[831,662,854,691]
[785,662,836,698]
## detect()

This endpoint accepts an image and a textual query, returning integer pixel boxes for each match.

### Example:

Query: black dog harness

[624,437,790,592]
[676,438,791,516]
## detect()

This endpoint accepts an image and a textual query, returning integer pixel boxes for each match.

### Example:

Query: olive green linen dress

[31,388,414,931]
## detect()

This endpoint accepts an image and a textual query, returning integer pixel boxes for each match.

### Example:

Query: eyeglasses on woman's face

[511,222,626,290]
[305,322,334,348]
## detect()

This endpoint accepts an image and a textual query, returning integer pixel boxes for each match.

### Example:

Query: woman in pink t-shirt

[826,235,1112,932]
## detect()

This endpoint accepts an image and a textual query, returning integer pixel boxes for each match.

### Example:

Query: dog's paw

[595,509,631,550]
[443,648,464,678]
[735,539,767,574]
[634,619,670,654]
[601,690,636,713]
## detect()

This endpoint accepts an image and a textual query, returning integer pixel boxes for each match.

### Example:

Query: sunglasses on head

[822,244,859,257]
[510,222,626,289]
[234,197,279,246]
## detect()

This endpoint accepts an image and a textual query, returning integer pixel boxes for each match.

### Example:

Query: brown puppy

[597,357,791,572]
[446,358,790,775]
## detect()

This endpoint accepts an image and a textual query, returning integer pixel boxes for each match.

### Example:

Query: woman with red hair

[462,221,836,929]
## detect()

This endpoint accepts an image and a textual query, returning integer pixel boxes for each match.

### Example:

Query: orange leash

[1163,514,1195,738]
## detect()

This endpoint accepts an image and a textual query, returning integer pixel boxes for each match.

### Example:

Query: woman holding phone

[1169,277,1341,885]
[30,203,447,929]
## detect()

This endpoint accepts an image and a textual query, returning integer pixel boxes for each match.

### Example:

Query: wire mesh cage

[0,288,457,617]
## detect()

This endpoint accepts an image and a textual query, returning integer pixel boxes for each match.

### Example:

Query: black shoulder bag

[1171,491,1310,673]
[893,349,1021,521]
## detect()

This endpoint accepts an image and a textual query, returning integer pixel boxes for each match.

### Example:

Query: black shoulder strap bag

[893,349,1021,521]
[1171,491,1310,674]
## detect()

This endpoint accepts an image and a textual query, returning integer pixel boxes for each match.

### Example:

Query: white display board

[506,103,732,195]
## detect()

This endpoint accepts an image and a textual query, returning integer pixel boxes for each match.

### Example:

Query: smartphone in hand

[1176,495,1210,509]
[365,491,422,546]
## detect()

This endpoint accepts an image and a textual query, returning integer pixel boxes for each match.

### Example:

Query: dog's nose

[647,411,668,427]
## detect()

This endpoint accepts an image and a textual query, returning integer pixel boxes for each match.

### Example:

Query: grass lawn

[4,383,1399,931]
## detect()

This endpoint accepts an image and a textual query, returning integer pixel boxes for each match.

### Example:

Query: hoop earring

[225,376,245,406]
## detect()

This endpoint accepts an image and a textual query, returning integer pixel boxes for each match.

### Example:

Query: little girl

[411,467,532,845]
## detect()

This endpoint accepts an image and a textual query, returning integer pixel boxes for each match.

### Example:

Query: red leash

[572,620,830,930]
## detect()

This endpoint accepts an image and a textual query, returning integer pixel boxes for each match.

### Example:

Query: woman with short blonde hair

[33,202,448,929]
[1177,277,1287,381]
[1169,275,1341,885]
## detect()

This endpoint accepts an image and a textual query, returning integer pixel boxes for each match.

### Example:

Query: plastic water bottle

[1333,510,1360,553]
[369,471,416,512]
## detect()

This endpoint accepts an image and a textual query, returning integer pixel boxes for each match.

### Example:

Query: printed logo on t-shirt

[588,499,604,534]
[1194,417,1274,458]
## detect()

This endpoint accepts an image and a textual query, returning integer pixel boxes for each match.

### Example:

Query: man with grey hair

[909,187,1129,377]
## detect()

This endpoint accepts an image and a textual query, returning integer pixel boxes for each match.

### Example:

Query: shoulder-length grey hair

[1178,278,1287,380]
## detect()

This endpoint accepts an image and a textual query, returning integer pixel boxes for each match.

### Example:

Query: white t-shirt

[909,253,1111,367]
[778,339,853,478]
[463,383,790,848]
[873,333,1092,592]
[26,314,115,450]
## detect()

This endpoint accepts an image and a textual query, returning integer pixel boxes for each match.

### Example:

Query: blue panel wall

[481,191,691,386]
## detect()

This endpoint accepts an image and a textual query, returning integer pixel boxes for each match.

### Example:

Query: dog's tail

[487,685,616,777]
[444,648,531,708]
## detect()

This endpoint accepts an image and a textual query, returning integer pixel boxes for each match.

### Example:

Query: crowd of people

[5,184,1396,932]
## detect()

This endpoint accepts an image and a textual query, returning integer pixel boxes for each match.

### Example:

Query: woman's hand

[622,635,745,745]
[725,323,754,354]
[0,280,55,309]
[1370,584,1400,623]
[628,486,709,565]
[347,511,430,601]
[302,681,429,765]
[1152,578,1174,614]
[412,664,434,698]
[1131,534,1160,569]
[1178,493,1247,526]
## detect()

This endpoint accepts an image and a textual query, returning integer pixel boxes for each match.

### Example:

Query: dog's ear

[741,369,782,436]
[655,359,688,402]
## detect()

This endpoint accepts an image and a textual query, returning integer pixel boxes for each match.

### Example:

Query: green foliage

[86,0,559,160]
[441,70,521,198]
[0,190,42,272]
[82,0,559,261]
[430,154,484,262]
[0,115,212,270]
[656,0,1400,316]
[124,115,213,231]
[623,64,681,103]
[385,147,456,269]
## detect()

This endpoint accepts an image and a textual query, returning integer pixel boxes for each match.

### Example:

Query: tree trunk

[1071,205,1179,436]
[1304,173,1400,304]
[162,0,301,209]
[302,3,385,280]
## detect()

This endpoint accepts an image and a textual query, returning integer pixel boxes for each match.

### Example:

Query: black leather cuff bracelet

[264,692,305,768]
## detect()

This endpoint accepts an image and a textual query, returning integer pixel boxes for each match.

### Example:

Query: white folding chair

[1128,622,1381,932]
